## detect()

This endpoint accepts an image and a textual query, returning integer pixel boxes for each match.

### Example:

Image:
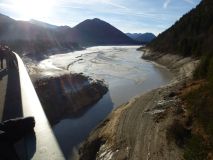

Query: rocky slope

[34,73,108,125]
[141,48,199,80]
[147,0,213,158]
[78,48,199,160]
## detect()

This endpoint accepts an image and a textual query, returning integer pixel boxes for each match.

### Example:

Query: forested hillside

[148,0,213,159]
[148,0,213,80]
[149,0,213,57]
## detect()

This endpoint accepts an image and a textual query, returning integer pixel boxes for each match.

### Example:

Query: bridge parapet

[14,52,65,160]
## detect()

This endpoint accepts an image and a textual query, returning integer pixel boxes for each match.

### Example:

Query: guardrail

[14,52,65,160]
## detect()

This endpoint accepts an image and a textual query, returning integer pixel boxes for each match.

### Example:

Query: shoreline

[34,73,108,125]
[78,47,199,160]
[24,58,109,125]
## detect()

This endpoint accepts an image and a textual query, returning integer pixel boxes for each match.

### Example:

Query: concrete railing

[14,52,65,160]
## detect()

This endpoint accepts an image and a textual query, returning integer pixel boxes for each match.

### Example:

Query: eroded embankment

[78,48,199,160]
[34,73,108,125]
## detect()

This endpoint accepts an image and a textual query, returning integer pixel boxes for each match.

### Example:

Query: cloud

[163,0,194,8]
[0,0,200,35]
[163,0,171,8]
[0,1,18,15]
[58,0,127,9]
[0,1,12,9]
[103,1,128,9]
[183,0,194,4]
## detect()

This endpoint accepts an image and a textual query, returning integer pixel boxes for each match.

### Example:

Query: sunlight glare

[11,0,55,20]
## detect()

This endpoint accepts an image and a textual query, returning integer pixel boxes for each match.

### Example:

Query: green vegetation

[185,82,213,137]
[194,52,213,81]
[185,41,213,160]
[184,135,208,160]
[183,84,213,159]
[148,0,213,159]
[166,120,191,147]
[148,0,213,57]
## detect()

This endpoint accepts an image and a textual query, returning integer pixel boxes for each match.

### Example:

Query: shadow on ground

[0,67,36,160]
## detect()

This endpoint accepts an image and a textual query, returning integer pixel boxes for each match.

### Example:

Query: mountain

[147,0,213,159]
[73,18,137,46]
[148,0,213,80]
[0,14,81,59]
[126,33,156,43]
[0,13,15,24]
[148,0,213,58]
[135,33,156,43]
[29,19,58,29]
[0,14,137,58]
[126,33,141,39]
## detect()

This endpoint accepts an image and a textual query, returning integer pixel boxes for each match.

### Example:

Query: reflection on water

[39,46,173,159]
[53,93,113,159]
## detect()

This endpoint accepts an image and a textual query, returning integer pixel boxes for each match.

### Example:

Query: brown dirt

[78,48,199,160]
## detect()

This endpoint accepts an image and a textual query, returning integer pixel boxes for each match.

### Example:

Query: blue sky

[0,0,201,35]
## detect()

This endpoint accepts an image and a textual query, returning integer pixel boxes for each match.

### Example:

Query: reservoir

[39,46,173,159]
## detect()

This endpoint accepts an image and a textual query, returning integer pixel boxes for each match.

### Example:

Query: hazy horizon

[0,0,201,35]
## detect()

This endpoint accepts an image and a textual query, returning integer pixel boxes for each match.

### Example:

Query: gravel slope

[78,49,199,160]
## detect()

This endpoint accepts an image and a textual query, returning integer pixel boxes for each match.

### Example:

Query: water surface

[39,46,173,159]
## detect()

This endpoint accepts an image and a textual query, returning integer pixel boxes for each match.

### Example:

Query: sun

[11,0,55,20]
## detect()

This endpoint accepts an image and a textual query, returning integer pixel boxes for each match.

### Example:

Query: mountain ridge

[126,32,156,44]
[0,14,137,58]
[29,19,58,29]
[145,0,213,159]
[148,0,213,58]
[73,18,136,46]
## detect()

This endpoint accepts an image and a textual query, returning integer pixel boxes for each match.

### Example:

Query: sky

[0,0,201,35]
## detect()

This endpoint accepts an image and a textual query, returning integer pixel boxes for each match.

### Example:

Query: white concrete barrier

[14,52,65,160]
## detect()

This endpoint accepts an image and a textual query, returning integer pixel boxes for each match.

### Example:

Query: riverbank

[25,59,108,125]
[44,46,173,159]
[34,74,108,125]
[78,48,199,160]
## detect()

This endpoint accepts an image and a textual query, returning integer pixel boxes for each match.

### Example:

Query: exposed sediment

[78,48,199,160]
[34,73,108,125]
[142,48,200,80]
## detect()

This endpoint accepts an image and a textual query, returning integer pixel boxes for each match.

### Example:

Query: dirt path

[113,85,183,160]
[78,50,199,160]
[79,83,184,160]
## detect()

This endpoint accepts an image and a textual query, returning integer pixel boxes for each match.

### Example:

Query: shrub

[167,120,191,147]
[184,135,208,160]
